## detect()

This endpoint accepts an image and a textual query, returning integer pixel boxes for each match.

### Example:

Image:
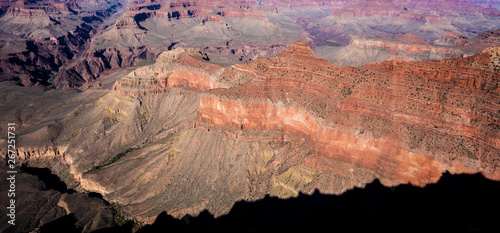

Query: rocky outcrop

[54,45,167,89]
[316,0,500,41]
[197,96,468,186]
[0,0,123,87]
[197,43,500,187]
[3,0,498,89]
[2,43,497,224]
[114,16,141,29]
[368,46,500,88]
[324,34,464,66]
[441,32,469,46]
[111,48,266,96]
[4,7,49,17]
[113,49,229,96]
[0,166,118,233]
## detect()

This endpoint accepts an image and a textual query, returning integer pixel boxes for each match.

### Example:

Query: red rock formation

[114,17,140,29]
[2,42,498,223]
[394,33,429,44]
[113,68,228,96]
[3,0,498,89]
[327,35,464,66]
[4,7,48,17]
[197,95,471,185]
[202,14,223,23]
[318,0,500,42]
[441,32,469,46]
[113,49,233,95]
[196,42,500,186]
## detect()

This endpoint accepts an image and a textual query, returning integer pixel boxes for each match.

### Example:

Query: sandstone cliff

[323,34,464,66]
[200,43,500,186]
[1,43,498,225]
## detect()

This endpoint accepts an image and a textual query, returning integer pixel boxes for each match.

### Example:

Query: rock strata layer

[1,43,498,224]
[2,0,499,88]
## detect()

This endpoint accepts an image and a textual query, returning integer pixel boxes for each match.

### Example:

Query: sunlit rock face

[2,0,499,89]
[0,0,499,231]
[198,42,500,188]
[112,49,229,96]
[326,34,465,67]
[2,43,497,225]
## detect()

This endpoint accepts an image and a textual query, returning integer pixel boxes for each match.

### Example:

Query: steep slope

[51,0,312,89]
[315,0,500,41]
[1,43,498,224]
[1,0,500,88]
[0,0,124,87]
[200,43,500,186]
[320,34,464,66]
[295,0,500,66]
[317,29,500,66]
[0,166,118,233]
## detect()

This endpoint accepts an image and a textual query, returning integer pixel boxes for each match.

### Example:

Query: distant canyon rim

[1,0,500,88]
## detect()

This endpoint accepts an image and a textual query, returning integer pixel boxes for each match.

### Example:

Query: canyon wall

[3,0,499,89]
[2,43,498,224]
[197,43,500,186]
[0,0,123,87]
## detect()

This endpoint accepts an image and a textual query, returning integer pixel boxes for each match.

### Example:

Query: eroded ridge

[197,42,500,185]
[3,42,498,224]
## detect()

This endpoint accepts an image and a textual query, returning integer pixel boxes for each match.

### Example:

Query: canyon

[1,41,499,231]
[0,0,123,87]
[1,0,500,88]
[1,0,500,232]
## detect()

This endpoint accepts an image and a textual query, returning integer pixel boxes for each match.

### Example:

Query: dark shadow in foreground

[39,214,80,233]
[94,172,500,233]
[20,165,76,194]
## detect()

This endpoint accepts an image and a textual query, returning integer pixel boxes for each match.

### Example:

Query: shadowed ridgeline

[90,172,500,233]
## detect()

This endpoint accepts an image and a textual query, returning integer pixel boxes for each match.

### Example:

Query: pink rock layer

[196,42,500,186]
